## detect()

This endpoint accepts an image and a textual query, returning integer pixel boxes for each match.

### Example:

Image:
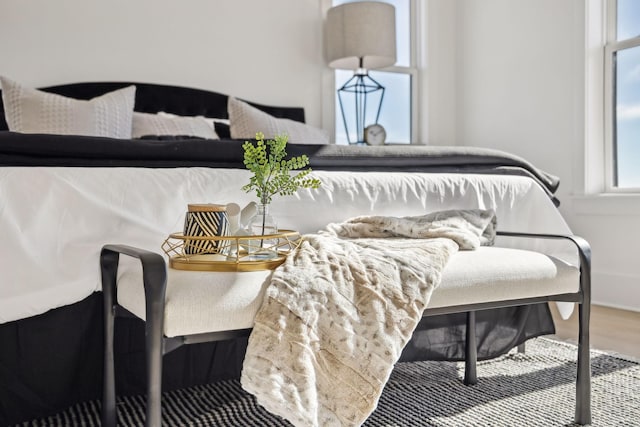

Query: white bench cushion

[118,268,273,337]
[430,246,579,309]
[116,246,579,338]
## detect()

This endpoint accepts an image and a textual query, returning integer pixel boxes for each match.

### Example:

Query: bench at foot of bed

[100,232,591,427]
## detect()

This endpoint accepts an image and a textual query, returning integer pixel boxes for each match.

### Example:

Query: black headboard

[0,81,306,131]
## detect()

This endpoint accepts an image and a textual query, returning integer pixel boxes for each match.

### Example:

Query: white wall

[0,0,325,126]
[420,0,458,145]
[455,0,581,181]
[451,0,640,311]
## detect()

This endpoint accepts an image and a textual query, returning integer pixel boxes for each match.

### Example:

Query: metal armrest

[100,244,167,317]
[496,231,591,298]
[497,232,592,424]
[100,245,168,427]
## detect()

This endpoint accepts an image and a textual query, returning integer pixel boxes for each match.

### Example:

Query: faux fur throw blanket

[241,209,497,427]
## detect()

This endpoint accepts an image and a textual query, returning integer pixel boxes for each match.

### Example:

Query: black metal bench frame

[100,232,591,426]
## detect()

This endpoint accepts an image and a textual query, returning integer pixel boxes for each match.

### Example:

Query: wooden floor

[550,303,640,359]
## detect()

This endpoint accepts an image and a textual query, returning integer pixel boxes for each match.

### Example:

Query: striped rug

[17,338,640,426]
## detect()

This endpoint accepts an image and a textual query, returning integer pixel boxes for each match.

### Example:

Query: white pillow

[0,76,135,139]
[132,112,219,139]
[158,112,230,128]
[228,97,330,145]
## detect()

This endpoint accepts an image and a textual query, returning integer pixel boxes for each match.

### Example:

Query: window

[605,0,640,189]
[332,0,417,144]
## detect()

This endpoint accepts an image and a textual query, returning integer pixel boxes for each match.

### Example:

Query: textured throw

[241,209,497,427]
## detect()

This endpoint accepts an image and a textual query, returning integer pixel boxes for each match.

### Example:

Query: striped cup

[183,204,230,255]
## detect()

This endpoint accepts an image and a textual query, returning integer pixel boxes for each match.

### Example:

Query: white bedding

[0,167,573,324]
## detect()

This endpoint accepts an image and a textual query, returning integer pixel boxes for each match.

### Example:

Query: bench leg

[145,290,165,427]
[575,300,591,425]
[464,311,478,386]
[101,250,119,427]
[517,342,526,353]
[103,303,117,427]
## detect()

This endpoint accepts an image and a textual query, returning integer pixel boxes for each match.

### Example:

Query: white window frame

[322,0,421,144]
[603,0,640,192]
[575,0,640,214]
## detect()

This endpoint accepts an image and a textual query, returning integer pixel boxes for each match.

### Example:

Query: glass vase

[248,204,278,259]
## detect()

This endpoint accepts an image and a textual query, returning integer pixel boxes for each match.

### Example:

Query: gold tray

[161,230,301,272]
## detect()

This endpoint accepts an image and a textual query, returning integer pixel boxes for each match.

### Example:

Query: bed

[0,81,576,425]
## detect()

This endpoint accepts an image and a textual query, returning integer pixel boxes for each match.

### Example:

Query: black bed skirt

[0,293,554,425]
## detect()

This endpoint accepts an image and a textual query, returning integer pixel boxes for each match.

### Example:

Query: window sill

[571,193,640,216]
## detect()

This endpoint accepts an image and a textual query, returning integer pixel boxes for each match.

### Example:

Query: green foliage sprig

[242,132,321,205]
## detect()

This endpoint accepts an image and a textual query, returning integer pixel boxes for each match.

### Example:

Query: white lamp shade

[325,1,396,70]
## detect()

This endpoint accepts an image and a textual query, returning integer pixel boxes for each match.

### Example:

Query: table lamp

[325,1,396,144]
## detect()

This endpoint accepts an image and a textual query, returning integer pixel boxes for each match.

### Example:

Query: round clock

[364,124,386,146]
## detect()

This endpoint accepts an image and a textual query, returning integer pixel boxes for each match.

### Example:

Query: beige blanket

[241,209,497,426]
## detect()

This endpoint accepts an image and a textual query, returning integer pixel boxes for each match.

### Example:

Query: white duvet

[0,167,572,324]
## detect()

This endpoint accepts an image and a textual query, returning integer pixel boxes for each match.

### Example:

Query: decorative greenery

[242,132,321,205]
